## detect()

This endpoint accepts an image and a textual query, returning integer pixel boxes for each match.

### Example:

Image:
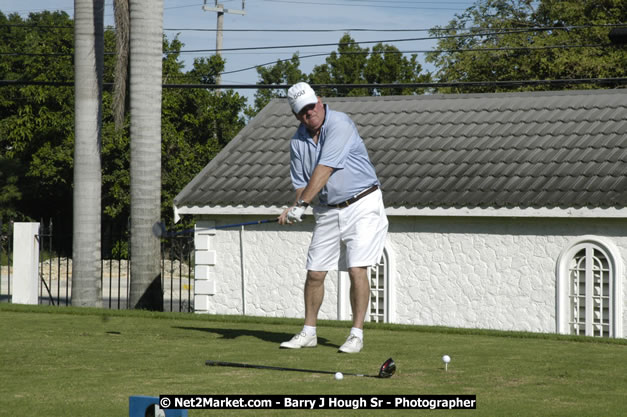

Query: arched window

[339,246,394,323]
[368,249,389,323]
[569,246,611,336]
[557,237,623,338]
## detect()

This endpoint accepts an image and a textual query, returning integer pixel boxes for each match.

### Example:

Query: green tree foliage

[0,11,247,235]
[363,43,426,95]
[250,33,430,114]
[534,0,627,81]
[104,38,247,229]
[426,0,627,93]
[161,51,246,224]
[0,11,75,232]
[310,34,371,97]
[246,54,305,118]
[0,156,22,223]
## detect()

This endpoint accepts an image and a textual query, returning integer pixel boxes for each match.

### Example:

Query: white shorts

[306,189,388,271]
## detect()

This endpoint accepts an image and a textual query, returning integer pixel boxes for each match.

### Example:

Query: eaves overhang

[174,204,627,222]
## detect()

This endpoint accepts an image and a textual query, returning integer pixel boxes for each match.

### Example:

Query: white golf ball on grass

[334,372,344,380]
[442,355,451,371]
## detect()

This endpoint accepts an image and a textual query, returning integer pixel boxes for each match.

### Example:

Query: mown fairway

[1,304,625,416]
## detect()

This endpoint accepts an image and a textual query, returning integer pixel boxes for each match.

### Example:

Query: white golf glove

[287,205,306,223]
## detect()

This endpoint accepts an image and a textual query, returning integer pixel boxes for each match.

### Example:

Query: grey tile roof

[174,89,627,210]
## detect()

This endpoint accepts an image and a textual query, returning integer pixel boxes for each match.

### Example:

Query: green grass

[1,304,626,416]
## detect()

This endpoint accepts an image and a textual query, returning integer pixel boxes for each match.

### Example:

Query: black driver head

[378,358,396,378]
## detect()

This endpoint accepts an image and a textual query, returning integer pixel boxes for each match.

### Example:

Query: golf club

[152,219,278,238]
[205,357,396,379]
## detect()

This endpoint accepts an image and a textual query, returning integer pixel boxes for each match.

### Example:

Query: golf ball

[334,372,344,380]
[442,355,451,363]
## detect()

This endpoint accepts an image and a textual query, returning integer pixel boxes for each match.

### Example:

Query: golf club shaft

[214,219,278,230]
[156,218,278,237]
[205,360,378,378]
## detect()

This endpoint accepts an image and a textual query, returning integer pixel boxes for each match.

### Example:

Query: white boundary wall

[192,215,627,337]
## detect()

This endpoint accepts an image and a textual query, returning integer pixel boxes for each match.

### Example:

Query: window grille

[368,253,387,323]
[568,246,612,337]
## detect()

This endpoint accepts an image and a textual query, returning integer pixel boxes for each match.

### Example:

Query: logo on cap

[287,82,317,114]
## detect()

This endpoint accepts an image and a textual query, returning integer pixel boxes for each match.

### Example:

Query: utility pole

[202,0,246,85]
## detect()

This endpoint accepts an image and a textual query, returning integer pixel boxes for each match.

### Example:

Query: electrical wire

[163,23,626,32]
[261,0,468,10]
[163,27,623,54]
[1,21,623,78]
[275,0,475,3]
[1,0,478,13]
[0,42,612,60]
[2,78,626,89]
[2,22,624,32]
[217,44,611,76]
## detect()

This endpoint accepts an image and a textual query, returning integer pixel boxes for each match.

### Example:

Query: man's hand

[287,205,306,223]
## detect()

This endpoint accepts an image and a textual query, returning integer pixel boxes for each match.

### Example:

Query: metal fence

[0,219,194,312]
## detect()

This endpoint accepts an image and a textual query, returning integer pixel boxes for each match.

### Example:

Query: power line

[164,23,626,32]
[277,0,474,3]
[200,22,627,30]
[0,53,73,56]
[0,42,612,59]
[2,22,623,32]
[0,1,227,15]
[168,29,588,53]
[2,78,626,89]
[2,0,478,14]
[167,26,626,54]
[218,44,611,75]
[1,23,623,68]
[0,24,73,29]
[163,27,441,32]
[260,0,468,10]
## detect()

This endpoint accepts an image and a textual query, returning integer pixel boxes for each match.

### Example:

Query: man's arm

[299,164,334,204]
[278,164,334,225]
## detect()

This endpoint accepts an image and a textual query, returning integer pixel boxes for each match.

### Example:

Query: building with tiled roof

[175,88,627,338]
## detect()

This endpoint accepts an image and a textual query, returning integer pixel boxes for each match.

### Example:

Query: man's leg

[304,270,328,326]
[280,270,327,349]
[338,266,369,353]
[348,266,369,329]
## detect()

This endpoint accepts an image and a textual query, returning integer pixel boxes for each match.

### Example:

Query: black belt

[328,185,379,209]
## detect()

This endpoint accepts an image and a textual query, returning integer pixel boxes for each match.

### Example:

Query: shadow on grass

[174,326,339,348]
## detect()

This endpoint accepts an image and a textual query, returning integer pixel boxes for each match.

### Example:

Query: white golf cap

[287,82,318,114]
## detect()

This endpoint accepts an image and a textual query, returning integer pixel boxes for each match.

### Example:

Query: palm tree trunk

[113,0,130,130]
[128,0,164,310]
[72,0,104,307]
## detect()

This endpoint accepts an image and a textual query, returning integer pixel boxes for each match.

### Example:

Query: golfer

[278,82,388,353]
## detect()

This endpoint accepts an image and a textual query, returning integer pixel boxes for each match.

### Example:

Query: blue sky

[2,0,478,102]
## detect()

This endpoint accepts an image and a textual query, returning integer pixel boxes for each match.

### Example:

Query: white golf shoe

[280,331,317,349]
[338,334,363,353]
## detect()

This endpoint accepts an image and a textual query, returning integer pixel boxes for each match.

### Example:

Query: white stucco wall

[193,217,328,318]
[193,215,627,338]
[388,217,627,336]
